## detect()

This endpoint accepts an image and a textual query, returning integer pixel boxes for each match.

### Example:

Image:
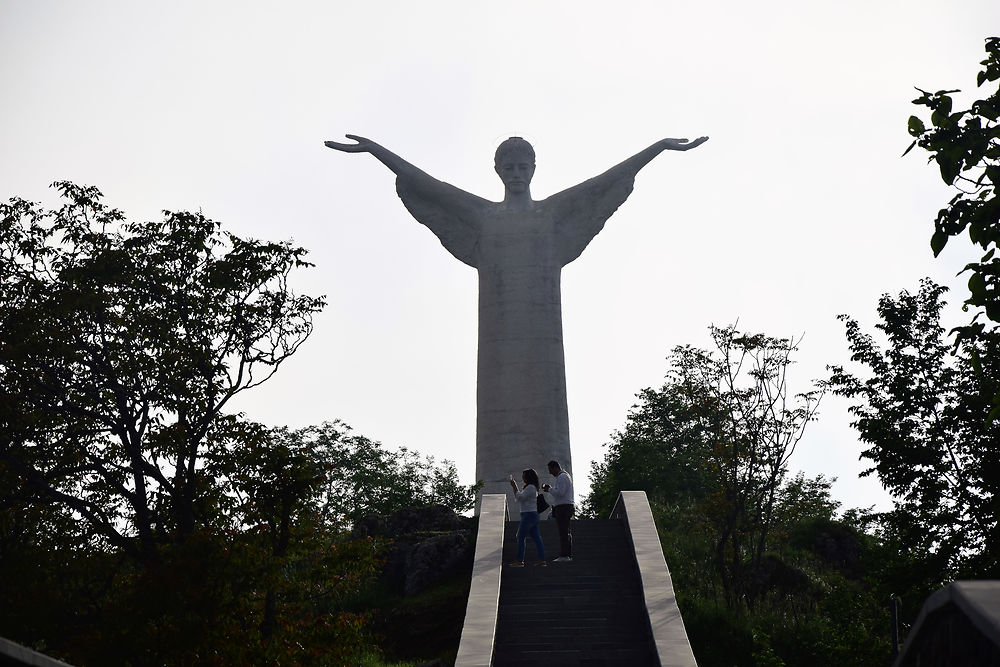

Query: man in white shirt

[542,460,574,561]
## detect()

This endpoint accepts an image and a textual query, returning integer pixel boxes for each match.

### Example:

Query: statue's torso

[477,205,557,264]
[473,204,570,490]
[476,205,563,342]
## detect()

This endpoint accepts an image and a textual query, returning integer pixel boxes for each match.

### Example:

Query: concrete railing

[611,490,698,667]
[0,636,76,667]
[455,493,507,667]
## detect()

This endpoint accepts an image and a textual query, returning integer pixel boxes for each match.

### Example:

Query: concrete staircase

[492,518,658,666]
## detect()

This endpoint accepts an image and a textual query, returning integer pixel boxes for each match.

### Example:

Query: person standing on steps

[543,460,574,562]
[509,468,547,567]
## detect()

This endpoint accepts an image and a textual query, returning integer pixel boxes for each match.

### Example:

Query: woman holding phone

[508,468,547,567]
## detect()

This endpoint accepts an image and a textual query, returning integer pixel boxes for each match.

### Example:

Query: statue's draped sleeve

[544,165,637,266]
[395,172,488,269]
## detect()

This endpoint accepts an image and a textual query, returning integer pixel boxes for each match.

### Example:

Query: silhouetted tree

[583,379,718,519]
[583,327,895,665]
[0,183,417,664]
[586,325,823,610]
[828,279,1000,581]
[679,326,823,610]
[0,182,325,561]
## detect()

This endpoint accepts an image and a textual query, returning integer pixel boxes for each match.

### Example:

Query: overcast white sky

[3,1,998,512]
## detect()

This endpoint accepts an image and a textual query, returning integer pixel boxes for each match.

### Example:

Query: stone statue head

[494,137,536,194]
[494,137,535,168]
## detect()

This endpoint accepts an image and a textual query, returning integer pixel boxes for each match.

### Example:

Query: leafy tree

[678,325,824,610]
[0,181,325,561]
[586,325,823,610]
[268,421,480,528]
[772,471,841,531]
[827,279,1000,580]
[907,37,1000,330]
[0,182,392,664]
[584,327,894,665]
[583,381,718,519]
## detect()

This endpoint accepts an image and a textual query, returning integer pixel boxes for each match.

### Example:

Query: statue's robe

[395,164,638,500]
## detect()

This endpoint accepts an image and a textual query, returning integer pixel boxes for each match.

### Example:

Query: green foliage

[0,183,401,664]
[582,381,717,519]
[827,279,1000,581]
[364,572,471,665]
[235,421,481,530]
[0,484,385,665]
[679,577,890,667]
[583,326,898,664]
[907,37,1000,327]
[0,181,325,558]
[673,326,824,610]
[773,472,841,532]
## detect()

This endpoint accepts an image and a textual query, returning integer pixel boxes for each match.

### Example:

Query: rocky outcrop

[354,505,474,597]
[402,531,472,596]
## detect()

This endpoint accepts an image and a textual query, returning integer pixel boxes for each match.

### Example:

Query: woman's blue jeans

[516,511,546,561]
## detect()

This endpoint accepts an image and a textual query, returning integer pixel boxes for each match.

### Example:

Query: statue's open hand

[660,137,709,151]
[323,134,375,153]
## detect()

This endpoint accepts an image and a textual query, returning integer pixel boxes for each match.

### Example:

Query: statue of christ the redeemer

[324,134,708,501]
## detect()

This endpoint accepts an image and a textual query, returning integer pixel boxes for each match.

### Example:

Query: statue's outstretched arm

[547,136,709,203]
[546,136,708,266]
[325,134,488,268]
[324,134,424,180]
[605,136,709,180]
[324,134,488,208]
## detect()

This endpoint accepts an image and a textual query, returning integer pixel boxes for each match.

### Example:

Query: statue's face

[496,152,535,194]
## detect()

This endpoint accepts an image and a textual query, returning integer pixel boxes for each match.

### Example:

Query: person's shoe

[552,556,572,562]
[533,560,547,567]
[509,561,524,567]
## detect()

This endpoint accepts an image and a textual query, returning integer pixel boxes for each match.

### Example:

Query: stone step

[498,598,644,609]
[492,647,658,666]
[497,621,647,634]
[497,608,648,621]
[499,597,644,607]
[497,608,646,619]
[499,578,639,588]
[497,633,650,646]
